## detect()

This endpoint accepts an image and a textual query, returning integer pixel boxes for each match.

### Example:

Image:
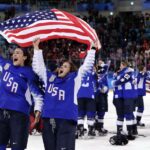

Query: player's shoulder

[22,66,33,73]
[22,66,38,80]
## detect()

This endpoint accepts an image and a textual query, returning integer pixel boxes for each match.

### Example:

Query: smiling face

[12,48,27,66]
[58,62,71,78]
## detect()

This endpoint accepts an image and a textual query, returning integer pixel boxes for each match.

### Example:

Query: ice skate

[98,128,108,136]
[88,129,96,139]
[84,125,95,139]
[127,134,136,140]
[137,121,145,127]
[78,128,88,139]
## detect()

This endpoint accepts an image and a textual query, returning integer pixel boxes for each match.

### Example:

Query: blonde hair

[121,60,128,67]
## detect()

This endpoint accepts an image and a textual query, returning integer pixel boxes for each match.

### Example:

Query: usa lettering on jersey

[3,71,18,93]
[47,83,65,101]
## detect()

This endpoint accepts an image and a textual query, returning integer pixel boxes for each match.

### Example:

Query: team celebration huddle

[0,7,149,150]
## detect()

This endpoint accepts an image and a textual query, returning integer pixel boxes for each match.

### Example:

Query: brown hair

[138,65,145,71]
[121,60,129,67]
[62,59,77,72]
[14,46,31,66]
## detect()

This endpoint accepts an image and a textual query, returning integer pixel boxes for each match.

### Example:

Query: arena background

[0,1,150,150]
[1,0,150,90]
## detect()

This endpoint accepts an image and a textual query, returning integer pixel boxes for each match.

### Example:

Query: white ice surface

[25,91,150,150]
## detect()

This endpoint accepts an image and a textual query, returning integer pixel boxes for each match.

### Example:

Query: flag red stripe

[11,35,91,48]
[0,8,101,50]
[4,23,85,36]
[78,18,96,41]
[56,10,94,42]
[146,80,150,93]
[8,32,92,44]
[4,21,76,34]
[7,28,87,38]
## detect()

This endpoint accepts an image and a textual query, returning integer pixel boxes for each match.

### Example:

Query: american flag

[146,80,150,93]
[0,9,101,50]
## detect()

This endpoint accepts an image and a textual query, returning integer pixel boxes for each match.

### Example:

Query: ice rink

[27,91,150,150]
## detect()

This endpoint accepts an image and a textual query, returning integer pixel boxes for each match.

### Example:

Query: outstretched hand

[91,42,96,50]
[33,38,40,50]
[29,110,41,134]
[34,110,41,123]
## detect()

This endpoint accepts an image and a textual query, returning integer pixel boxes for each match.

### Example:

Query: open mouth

[14,58,18,62]
[59,70,64,75]
[13,58,19,65]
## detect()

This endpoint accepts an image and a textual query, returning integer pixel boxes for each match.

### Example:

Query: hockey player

[32,38,96,150]
[95,60,109,135]
[135,65,150,127]
[112,67,124,136]
[112,60,137,140]
[0,46,43,150]
[77,70,96,138]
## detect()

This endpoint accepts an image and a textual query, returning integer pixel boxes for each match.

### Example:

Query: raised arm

[32,38,47,86]
[78,48,96,78]
[114,70,134,86]
[73,46,96,105]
